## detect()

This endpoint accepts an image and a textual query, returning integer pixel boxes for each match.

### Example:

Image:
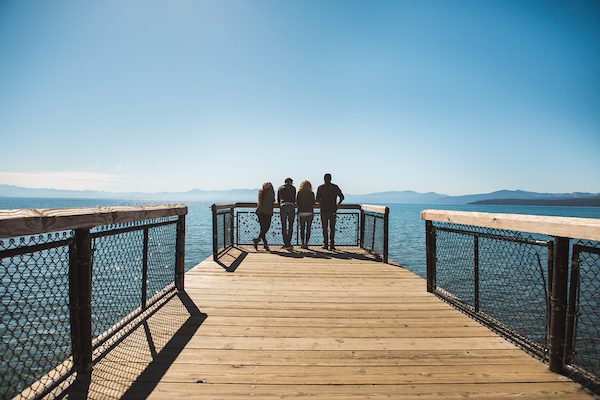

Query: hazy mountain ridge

[1,184,597,206]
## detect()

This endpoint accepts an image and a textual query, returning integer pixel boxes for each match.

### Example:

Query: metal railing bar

[90,219,177,239]
[433,225,550,247]
[0,238,73,259]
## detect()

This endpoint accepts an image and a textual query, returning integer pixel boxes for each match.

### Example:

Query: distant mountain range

[1,184,598,206]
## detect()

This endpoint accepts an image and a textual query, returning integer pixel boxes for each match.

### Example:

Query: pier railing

[212,203,389,262]
[0,205,187,400]
[421,210,600,391]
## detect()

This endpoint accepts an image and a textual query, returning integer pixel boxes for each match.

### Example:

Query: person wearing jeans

[316,173,344,250]
[278,178,296,249]
[296,180,315,249]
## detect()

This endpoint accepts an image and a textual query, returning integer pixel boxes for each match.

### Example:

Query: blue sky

[0,0,599,195]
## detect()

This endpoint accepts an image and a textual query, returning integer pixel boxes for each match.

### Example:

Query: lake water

[1,197,599,276]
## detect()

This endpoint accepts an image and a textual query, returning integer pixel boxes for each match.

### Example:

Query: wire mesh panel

[568,240,600,387]
[362,212,386,259]
[236,210,359,246]
[146,223,177,301]
[90,218,178,341]
[215,208,233,254]
[432,222,552,357]
[0,232,74,399]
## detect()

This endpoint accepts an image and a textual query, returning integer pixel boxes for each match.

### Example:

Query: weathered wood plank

[0,204,188,237]
[421,209,600,241]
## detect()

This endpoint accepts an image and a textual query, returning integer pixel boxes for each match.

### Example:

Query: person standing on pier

[278,178,297,249]
[296,180,316,249]
[316,173,344,250]
[253,182,275,251]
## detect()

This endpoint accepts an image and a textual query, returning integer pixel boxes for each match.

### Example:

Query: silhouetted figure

[278,178,296,249]
[253,182,275,251]
[316,173,344,250]
[296,180,315,249]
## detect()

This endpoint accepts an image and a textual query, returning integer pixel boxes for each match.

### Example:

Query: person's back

[316,182,343,213]
[278,178,296,249]
[316,174,344,250]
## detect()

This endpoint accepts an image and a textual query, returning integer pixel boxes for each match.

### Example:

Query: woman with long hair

[253,182,275,251]
[296,180,315,249]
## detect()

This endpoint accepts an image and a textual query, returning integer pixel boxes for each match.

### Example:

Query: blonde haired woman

[296,180,315,249]
[253,182,275,251]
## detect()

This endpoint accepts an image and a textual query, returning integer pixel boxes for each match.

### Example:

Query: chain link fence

[566,239,600,390]
[361,211,386,260]
[0,232,74,399]
[431,222,552,357]
[236,210,360,247]
[0,208,185,399]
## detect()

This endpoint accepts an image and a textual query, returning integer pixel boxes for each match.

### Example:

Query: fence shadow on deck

[64,292,206,399]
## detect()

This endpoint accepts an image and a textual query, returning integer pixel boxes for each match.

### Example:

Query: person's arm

[337,186,344,205]
[316,187,322,204]
[277,187,281,205]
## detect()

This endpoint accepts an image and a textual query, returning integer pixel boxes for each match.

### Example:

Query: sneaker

[330,245,336,251]
[252,238,259,251]
[264,243,270,251]
[321,245,328,250]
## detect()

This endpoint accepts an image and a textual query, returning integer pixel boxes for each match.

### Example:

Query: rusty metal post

[175,215,185,291]
[69,228,93,376]
[549,237,569,373]
[425,220,436,293]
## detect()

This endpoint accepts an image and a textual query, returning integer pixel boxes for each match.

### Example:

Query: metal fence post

[230,207,235,249]
[211,204,218,261]
[474,235,479,313]
[549,236,569,373]
[383,207,389,263]
[141,228,149,308]
[425,220,436,293]
[564,246,581,364]
[359,209,365,249]
[69,228,93,376]
[175,215,185,291]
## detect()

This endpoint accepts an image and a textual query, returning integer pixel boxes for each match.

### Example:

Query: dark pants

[280,205,295,246]
[299,213,314,244]
[256,213,272,242]
[321,212,336,246]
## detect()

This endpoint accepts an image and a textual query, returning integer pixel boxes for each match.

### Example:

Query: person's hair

[258,182,274,201]
[298,180,312,192]
[324,173,332,183]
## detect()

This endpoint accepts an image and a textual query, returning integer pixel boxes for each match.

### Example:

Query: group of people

[253,173,344,251]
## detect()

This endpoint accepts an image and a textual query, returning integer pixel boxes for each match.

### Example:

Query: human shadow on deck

[269,249,376,261]
[65,292,206,399]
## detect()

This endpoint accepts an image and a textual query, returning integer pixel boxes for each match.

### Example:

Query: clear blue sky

[1,0,599,195]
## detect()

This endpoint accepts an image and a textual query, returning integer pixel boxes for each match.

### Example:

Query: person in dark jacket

[278,178,296,249]
[253,182,275,251]
[296,180,315,249]
[316,173,344,250]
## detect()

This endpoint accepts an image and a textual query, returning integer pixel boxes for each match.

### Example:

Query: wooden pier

[72,247,591,399]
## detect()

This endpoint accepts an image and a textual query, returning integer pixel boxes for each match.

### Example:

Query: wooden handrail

[213,203,388,214]
[420,209,600,242]
[0,204,188,238]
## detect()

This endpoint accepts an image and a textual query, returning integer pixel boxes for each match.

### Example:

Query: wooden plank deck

[73,247,592,399]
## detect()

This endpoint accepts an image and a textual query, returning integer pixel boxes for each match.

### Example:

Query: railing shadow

[64,291,206,399]
[269,248,377,261]
[215,246,248,272]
